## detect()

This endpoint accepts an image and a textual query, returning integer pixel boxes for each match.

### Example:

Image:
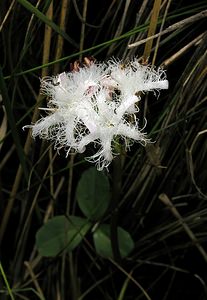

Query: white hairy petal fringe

[26,113,63,139]
[23,58,169,170]
[85,138,113,171]
[108,58,169,94]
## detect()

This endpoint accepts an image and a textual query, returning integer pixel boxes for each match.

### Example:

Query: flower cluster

[24,58,168,170]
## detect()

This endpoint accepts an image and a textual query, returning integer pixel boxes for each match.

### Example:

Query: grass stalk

[151,0,172,65]
[142,0,162,60]
[110,259,152,300]
[0,262,15,300]
[117,271,132,300]
[128,9,207,49]
[159,193,207,263]
[0,0,15,32]
[24,262,45,300]
[79,0,88,61]
[53,0,69,74]
[17,0,78,47]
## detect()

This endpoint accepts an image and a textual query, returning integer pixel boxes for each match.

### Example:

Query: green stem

[0,262,15,300]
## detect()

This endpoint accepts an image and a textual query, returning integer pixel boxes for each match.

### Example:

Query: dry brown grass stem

[0,0,15,32]
[159,193,207,263]
[0,145,15,170]
[42,1,53,76]
[79,0,88,61]
[142,0,162,61]
[162,33,205,66]
[44,176,65,223]
[24,261,45,300]
[54,0,69,74]
[110,259,152,300]
[152,0,172,65]
[128,9,207,49]
[187,129,207,199]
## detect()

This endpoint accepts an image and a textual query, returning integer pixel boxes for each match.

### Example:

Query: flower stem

[110,155,122,263]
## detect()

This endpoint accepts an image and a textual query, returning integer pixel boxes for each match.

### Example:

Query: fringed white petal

[24,58,168,170]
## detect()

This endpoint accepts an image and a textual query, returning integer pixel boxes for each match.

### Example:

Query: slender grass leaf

[0,262,15,300]
[0,67,28,178]
[76,167,110,221]
[36,215,91,257]
[117,274,131,300]
[93,224,134,259]
[4,24,148,79]
[17,0,78,48]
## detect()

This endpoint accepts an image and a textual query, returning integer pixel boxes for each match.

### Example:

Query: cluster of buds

[24,58,168,170]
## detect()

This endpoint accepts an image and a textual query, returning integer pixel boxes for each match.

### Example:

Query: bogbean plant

[36,167,135,259]
[24,58,168,259]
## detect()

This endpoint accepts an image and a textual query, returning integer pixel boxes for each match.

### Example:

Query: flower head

[24,58,168,170]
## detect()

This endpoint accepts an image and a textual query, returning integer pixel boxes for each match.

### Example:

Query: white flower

[23,59,168,170]
[76,89,148,170]
[109,59,168,102]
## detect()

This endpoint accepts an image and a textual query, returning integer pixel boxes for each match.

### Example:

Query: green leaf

[93,224,134,259]
[76,167,110,221]
[36,215,91,257]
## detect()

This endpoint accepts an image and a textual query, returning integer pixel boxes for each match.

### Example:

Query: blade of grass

[109,259,152,300]
[17,0,78,48]
[107,0,131,56]
[117,271,132,300]
[0,0,15,32]
[0,67,28,178]
[159,193,207,263]
[0,262,15,300]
